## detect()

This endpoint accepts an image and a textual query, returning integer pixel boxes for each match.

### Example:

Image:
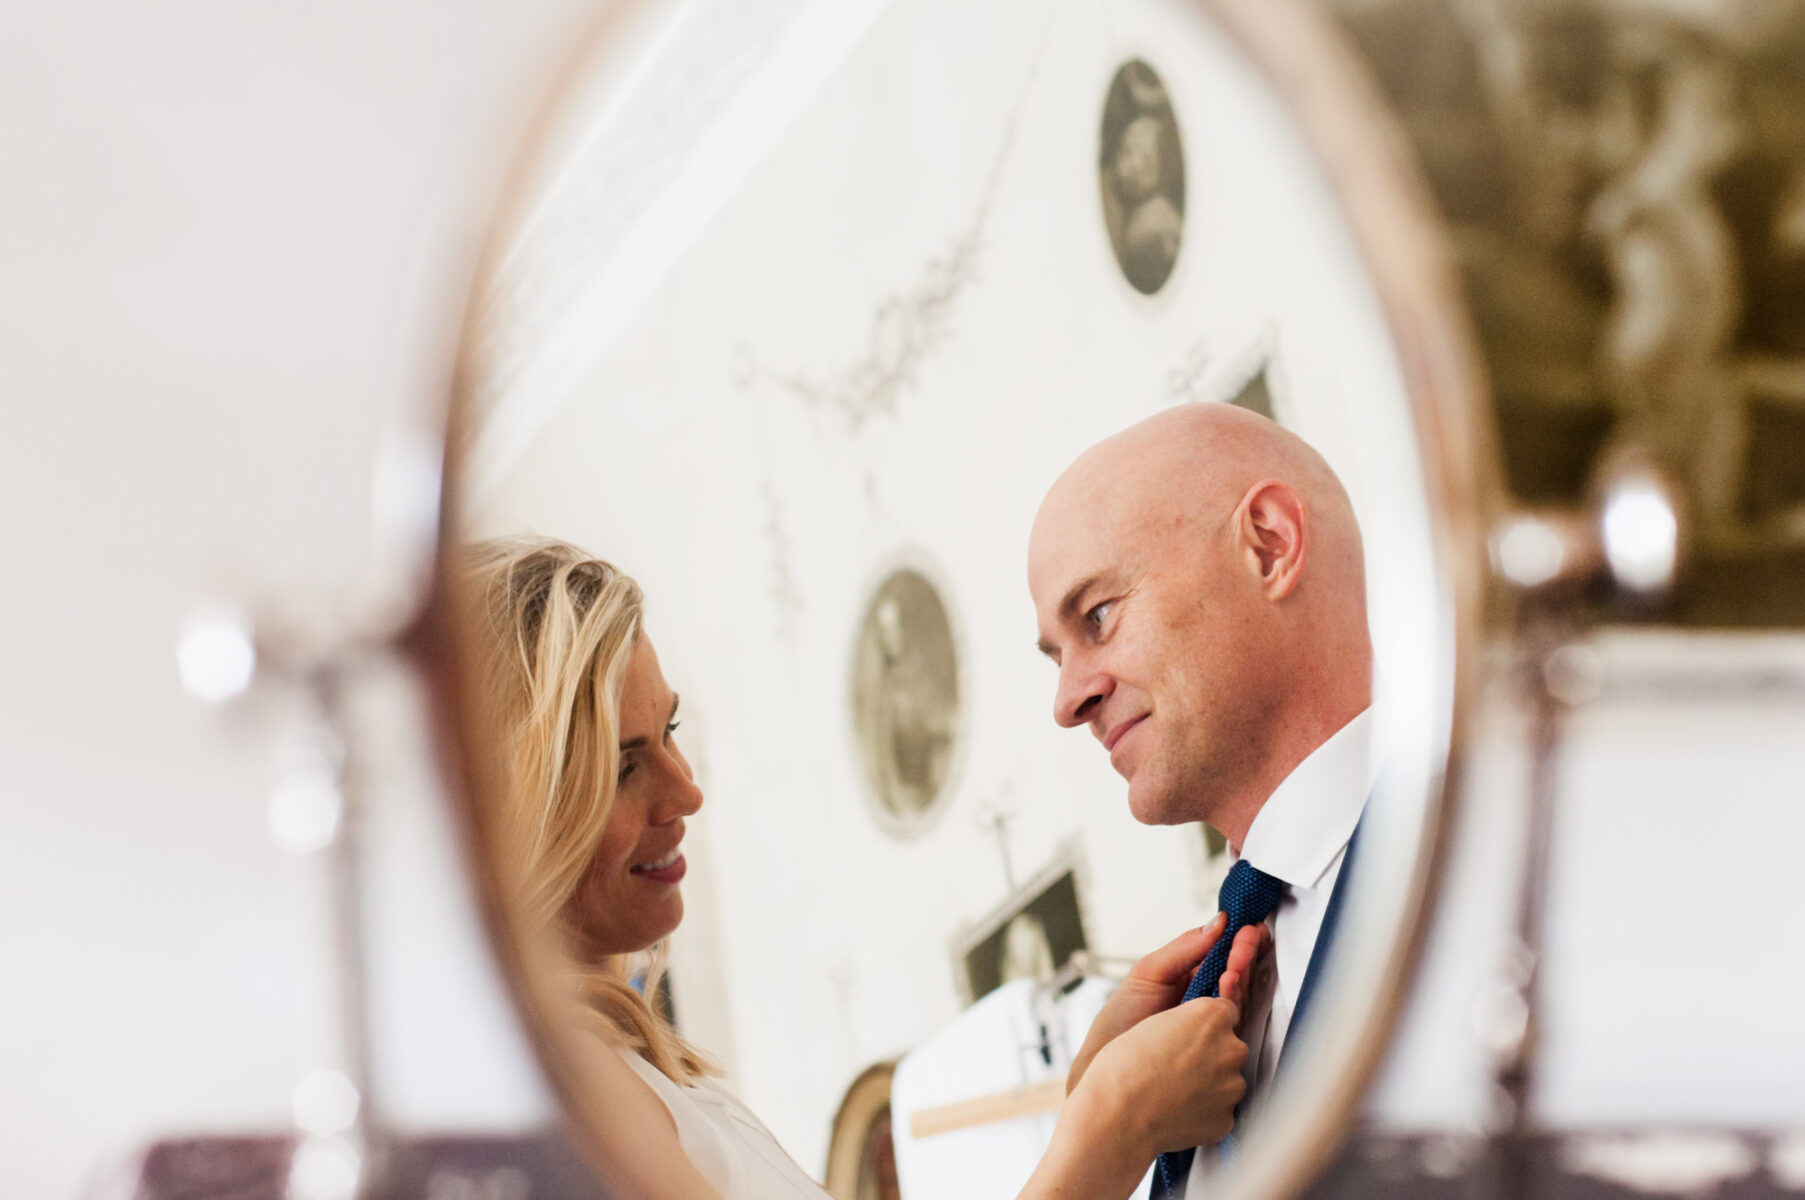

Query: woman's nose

[654,753,704,820]
[675,772,704,816]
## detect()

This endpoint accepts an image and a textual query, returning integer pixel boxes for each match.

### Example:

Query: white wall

[0,3,590,1196]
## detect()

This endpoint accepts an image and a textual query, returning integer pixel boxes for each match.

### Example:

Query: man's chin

[1124,776,1188,827]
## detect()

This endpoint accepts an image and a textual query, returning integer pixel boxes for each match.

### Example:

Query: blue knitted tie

[1149,858,1287,1200]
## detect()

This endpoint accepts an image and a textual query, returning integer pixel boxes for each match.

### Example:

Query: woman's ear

[1238,480,1307,600]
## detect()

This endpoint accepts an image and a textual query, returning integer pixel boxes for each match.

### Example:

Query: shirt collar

[1236,707,1376,891]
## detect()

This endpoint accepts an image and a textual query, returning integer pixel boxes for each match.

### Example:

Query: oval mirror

[432,1,1494,1198]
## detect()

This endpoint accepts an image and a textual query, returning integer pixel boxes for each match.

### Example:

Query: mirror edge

[413,2,698,1195]
[1196,3,1502,1200]
[409,0,1509,1196]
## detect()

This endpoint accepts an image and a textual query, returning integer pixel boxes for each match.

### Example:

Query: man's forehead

[1031,494,1112,592]
[1031,520,1140,628]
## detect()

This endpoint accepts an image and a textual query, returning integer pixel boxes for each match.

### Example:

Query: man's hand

[1068,915,1270,1094]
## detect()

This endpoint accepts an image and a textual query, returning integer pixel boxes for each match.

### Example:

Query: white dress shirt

[1183,707,1375,1197]
[1240,705,1376,1088]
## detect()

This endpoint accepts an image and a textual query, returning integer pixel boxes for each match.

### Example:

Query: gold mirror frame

[415,0,1501,1197]
[1176,6,1497,1200]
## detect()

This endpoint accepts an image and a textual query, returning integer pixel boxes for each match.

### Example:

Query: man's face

[1028,475,1267,827]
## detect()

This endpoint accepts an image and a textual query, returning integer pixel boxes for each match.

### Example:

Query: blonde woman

[468,536,1263,1200]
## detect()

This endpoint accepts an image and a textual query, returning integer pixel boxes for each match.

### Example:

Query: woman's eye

[664,720,681,742]
[617,759,638,785]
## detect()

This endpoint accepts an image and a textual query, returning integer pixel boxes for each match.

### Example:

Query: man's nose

[1053,659,1110,729]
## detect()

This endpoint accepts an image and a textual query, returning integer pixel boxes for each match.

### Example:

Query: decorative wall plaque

[1099,59,1187,295]
[850,567,960,832]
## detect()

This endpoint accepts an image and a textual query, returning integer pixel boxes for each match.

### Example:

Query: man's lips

[1102,714,1147,753]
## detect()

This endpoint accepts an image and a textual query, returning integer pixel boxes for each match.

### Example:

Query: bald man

[1029,403,1374,1197]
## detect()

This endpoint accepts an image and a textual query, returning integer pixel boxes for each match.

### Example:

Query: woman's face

[570,633,703,958]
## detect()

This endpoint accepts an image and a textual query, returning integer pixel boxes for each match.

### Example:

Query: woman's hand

[1016,992,1251,1200]
[1081,992,1249,1156]
[1067,915,1269,1095]
[1015,919,1270,1199]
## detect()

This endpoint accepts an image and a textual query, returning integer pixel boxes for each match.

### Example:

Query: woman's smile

[630,846,687,884]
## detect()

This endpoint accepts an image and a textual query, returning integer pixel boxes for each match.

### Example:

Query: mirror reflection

[450,1,1468,1197]
[852,565,961,831]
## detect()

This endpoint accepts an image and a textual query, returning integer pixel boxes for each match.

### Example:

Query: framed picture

[824,1062,900,1200]
[955,858,1089,1005]
[850,565,962,835]
[1099,58,1187,295]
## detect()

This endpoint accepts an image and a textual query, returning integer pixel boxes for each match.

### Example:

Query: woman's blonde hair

[467,535,713,1083]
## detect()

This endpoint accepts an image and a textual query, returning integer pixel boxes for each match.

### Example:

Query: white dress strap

[618,1050,832,1200]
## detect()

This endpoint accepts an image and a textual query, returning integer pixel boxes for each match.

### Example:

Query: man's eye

[1085,601,1114,628]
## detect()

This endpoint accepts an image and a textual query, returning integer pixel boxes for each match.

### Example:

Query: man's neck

[1214,696,1369,854]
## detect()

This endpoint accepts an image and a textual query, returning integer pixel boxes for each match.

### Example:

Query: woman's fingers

[1129,912,1226,987]
[1069,915,1222,1093]
[1208,995,1241,1031]
[1068,914,1254,1099]
[1074,991,1252,1155]
[1223,921,1267,983]
[1138,915,1267,994]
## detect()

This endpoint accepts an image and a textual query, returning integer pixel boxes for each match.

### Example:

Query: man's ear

[1237,480,1307,600]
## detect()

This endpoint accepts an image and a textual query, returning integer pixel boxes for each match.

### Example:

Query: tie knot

[1219,858,1286,926]
[1179,859,1288,1007]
